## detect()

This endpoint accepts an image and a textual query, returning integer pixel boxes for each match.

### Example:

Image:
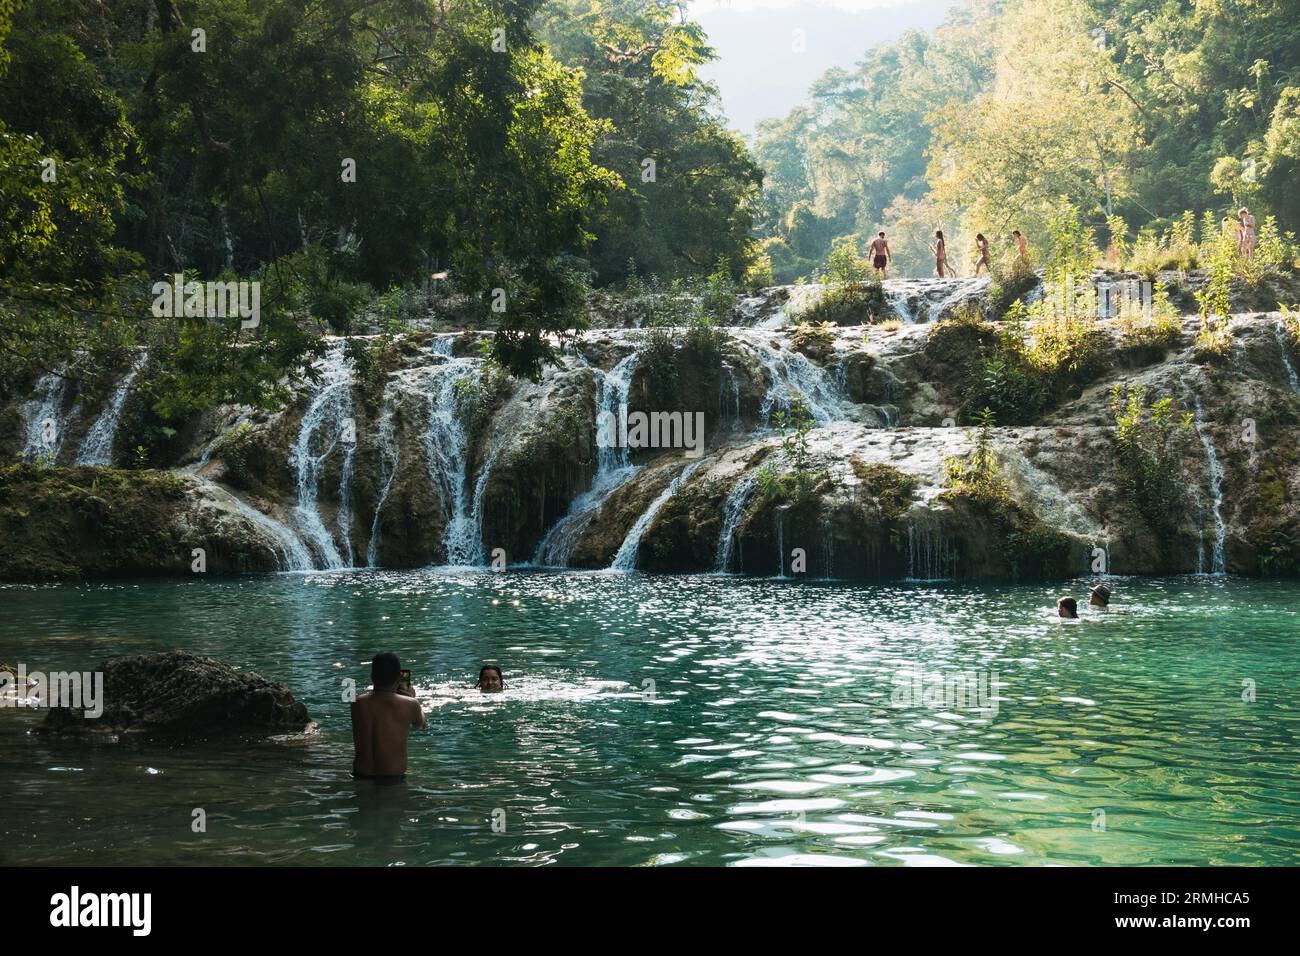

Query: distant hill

[694,0,959,134]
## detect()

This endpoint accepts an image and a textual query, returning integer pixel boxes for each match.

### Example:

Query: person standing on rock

[351,651,426,781]
[1238,207,1257,260]
[1013,230,1029,263]
[932,230,948,278]
[869,231,892,278]
[974,233,990,275]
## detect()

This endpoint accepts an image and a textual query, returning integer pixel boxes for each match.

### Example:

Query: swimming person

[933,230,948,277]
[869,231,891,278]
[1057,597,1079,619]
[1013,229,1029,262]
[974,233,990,275]
[1089,584,1111,609]
[351,651,426,780]
[477,665,504,693]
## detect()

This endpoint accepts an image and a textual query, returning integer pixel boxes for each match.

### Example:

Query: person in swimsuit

[1013,229,1029,262]
[932,230,948,278]
[477,665,504,693]
[1238,207,1256,260]
[974,233,990,275]
[869,231,891,278]
[351,651,426,780]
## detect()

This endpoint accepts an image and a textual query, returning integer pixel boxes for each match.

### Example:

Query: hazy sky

[690,0,960,134]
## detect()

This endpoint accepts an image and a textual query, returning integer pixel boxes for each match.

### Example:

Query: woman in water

[973,233,990,275]
[932,230,948,277]
[477,665,504,693]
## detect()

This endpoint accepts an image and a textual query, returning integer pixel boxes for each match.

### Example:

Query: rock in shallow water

[40,650,313,739]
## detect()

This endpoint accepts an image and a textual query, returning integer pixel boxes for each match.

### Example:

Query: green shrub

[1109,383,1193,533]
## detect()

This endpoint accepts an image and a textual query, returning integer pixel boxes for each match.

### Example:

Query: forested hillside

[756,0,1300,280]
[0,0,758,407]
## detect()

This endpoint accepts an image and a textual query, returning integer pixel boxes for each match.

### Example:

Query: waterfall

[774,510,785,577]
[739,333,848,426]
[366,377,403,567]
[193,407,255,470]
[1185,387,1227,575]
[533,353,642,567]
[597,353,639,473]
[289,344,354,569]
[424,360,477,565]
[467,423,510,566]
[21,372,71,464]
[75,351,149,467]
[719,362,741,431]
[714,469,759,572]
[1274,320,1300,394]
[883,277,991,324]
[906,518,952,581]
[198,479,313,572]
[609,460,702,571]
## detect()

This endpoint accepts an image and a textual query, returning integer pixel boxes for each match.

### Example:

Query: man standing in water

[869,231,891,278]
[351,651,426,780]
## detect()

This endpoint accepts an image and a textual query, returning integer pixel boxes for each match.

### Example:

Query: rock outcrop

[40,651,313,739]
[3,275,1300,581]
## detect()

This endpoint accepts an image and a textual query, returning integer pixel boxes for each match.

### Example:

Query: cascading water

[424,359,477,565]
[76,351,149,467]
[774,509,785,578]
[714,470,759,572]
[609,460,703,571]
[197,478,313,572]
[533,353,642,567]
[1185,386,1227,575]
[906,518,953,581]
[738,333,850,427]
[366,376,403,567]
[1274,320,1300,394]
[883,277,991,324]
[289,344,355,569]
[21,372,71,464]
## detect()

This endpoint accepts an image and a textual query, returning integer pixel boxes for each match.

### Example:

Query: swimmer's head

[372,651,401,690]
[1089,584,1111,608]
[1057,597,1078,619]
[477,665,504,693]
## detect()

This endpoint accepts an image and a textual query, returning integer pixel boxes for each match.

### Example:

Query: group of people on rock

[350,653,502,781]
[1222,207,1258,260]
[873,205,1259,281]
[1056,584,1111,619]
[867,228,1031,280]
